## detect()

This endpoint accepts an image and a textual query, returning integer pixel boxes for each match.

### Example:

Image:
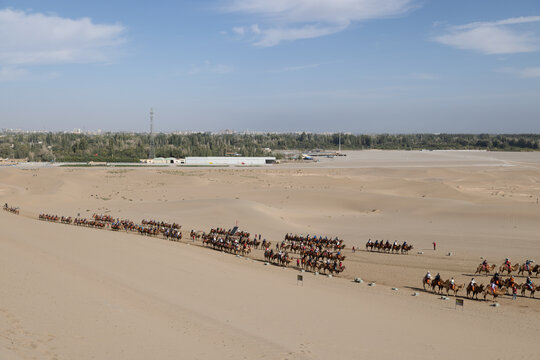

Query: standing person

[352,246,356,253]
[512,284,517,300]
[433,241,437,251]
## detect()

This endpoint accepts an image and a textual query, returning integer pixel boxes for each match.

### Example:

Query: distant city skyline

[1,1,540,133]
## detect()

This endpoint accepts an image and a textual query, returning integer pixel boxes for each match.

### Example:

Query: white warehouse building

[184,157,276,166]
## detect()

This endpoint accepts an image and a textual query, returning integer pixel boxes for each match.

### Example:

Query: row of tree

[0,132,539,162]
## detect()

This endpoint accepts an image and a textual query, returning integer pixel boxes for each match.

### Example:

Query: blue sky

[1,0,539,133]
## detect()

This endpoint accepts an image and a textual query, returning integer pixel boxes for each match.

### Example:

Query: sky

[1,0,540,133]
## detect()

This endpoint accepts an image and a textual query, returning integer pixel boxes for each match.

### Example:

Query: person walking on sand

[433,241,436,251]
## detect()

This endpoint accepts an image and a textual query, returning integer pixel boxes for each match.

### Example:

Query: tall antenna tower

[149,108,155,159]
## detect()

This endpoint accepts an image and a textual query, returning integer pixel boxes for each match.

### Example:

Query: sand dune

[1,150,540,359]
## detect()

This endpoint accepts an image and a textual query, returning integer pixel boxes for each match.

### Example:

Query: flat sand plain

[1,150,540,359]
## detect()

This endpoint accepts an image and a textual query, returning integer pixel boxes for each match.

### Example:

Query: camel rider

[434,273,441,284]
[509,275,515,285]
[450,277,455,290]
[482,259,488,269]
[493,272,500,282]
[402,241,407,247]
[425,271,432,282]
[470,278,476,291]
[526,277,533,290]
[374,240,379,246]
[367,239,372,244]
[504,258,511,269]
[393,240,398,247]
[525,259,531,271]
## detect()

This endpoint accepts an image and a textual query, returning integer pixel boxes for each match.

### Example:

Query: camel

[534,265,540,278]
[444,283,464,297]
[466,283,485,300]
[401,244,413,254]
[431,279,446,294]
[521,283,536,298]
[365,240,374,251]
[422,276,431,290]
[518,263,535,276]
[483,286,507,301]
[502,277,519,295]
[499,263,519,275]
[474,264,496,276]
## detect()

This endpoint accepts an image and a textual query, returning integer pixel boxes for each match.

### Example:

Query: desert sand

[1,150,540,359]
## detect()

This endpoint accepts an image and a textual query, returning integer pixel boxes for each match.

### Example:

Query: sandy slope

[1,150,540,359]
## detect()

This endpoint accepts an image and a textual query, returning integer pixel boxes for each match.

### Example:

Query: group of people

[201,229,253,255]
[365,239,412,253]
[3,203,19,215]
[39,213,60,221]
[280,234,346,274]
[284,234,345,251]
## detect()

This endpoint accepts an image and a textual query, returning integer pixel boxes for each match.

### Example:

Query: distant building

[0,158,28,165]
[140,157,185,165]
[184,157,276,166]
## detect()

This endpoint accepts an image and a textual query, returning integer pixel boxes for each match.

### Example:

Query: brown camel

[474,264,496,276]
[483,286,507,301]
[521,283,536,298]
[518,263,534,276]
[422,276,431,290]
[444,282,464,296]
[499,264,519,275]
[466,283,484,300]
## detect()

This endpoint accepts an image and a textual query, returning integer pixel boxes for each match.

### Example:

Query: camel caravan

[365,239,413,254]
[475,259,539,277]
[423,266,538,302]
[281,234,346,275]
[38,212,183,241]
[200,227,254,257]
[3,203,19,215]
[34,209,348,276]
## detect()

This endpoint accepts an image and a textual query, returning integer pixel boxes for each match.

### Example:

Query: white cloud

[188,61,233,75]
[434,16,540,55]
[0,8,125,65]
[224,0,416,46]
[498,66,540,78]
[0,66,28,81]
[232,26,245,35]
[266,63,322,73]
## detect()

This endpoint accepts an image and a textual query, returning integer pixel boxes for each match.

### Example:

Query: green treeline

[0,132,539,162]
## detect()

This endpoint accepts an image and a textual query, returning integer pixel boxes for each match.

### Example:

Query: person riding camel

[402,241,407,248]
[450,277,455,290]
[525,259,531,271]
[425,271,432,282]
[434,273,441,285]
[504,258,511,270]
[470,278,476,291]
[482,259,488,270]
[526,276,533,290]
[509,275,515,286]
